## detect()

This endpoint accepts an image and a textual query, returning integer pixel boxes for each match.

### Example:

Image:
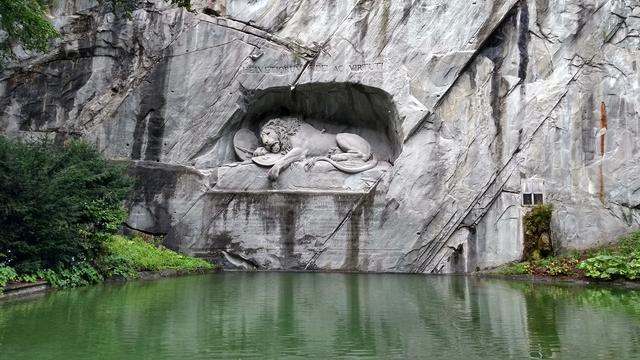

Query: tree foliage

[0,265,17,292]
[0,137,133,273]
[0,0,60,62]
[0,0,191,64]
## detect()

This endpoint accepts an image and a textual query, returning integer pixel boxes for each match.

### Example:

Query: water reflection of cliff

[1,274,640,359]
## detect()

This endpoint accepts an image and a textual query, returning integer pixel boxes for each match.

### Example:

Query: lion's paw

[330,153,349,161]
[267,167,280,181]
[304,159,317,171]
[254,147,268,157]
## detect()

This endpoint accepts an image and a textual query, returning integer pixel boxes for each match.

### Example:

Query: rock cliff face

[1,0,639,272]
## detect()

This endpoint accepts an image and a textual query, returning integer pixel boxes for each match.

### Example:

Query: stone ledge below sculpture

[166,190,394,271]
[212,160,391,192]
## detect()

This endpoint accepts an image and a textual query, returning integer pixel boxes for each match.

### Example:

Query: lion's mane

[261,118,302,153]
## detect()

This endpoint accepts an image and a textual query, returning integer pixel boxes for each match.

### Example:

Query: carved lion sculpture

[251,117,377,181]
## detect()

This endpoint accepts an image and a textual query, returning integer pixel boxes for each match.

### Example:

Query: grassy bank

[1,235,214,292]
[100,235,213,277]
[499,230,640,281]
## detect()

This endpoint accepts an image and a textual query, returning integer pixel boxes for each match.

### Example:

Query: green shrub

[578,255,627,280]
[578,253,640,280]
[41,235,213,287]
[543,257,578,276]
[96,253,138,279]
[502,256,579,277]
[0,265,17,292]
[103,235,213,273]
[523,204,554,260]
[501,262,532,275]
[626,256,640,280]
[6,235,213,289]
[40,263,103,288]
[498,230,640,281]
[15,273,40,283]
[619,231,640,255]
[577,231,640,281]
[0,137,132,271]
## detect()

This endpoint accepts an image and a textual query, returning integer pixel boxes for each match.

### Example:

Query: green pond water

[1,273,640,359]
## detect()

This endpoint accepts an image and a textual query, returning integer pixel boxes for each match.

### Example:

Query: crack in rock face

[2,0,640,272]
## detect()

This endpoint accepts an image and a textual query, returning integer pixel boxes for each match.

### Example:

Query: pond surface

[1,273,640,359]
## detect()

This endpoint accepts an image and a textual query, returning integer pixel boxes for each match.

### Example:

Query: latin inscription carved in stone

[241,62,384,74]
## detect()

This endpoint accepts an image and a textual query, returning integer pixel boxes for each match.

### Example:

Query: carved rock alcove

[240,82,401,161]
[202,82,401,192]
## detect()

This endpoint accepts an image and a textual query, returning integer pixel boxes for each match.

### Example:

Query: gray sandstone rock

[1,0,639,272]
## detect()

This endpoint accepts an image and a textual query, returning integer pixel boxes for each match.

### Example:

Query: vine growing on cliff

[522,204,554,261]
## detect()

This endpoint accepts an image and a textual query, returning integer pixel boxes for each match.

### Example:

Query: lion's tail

[315,156,378,174]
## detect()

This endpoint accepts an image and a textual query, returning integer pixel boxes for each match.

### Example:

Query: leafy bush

[577,231,640,280]
[501,256,578,277]
[97,253,138,279]
[629,257,640,280]
[0,265,17,292]
[0,137,132,272]
[15,273,40,283]
[578,253,640,280]
[499,230,640,281]
[501,262,532,275]
[619,231,640,255]
[523,204,554,260]
[3,234,214,289]
[40,263,103,288]
[16,235,214,288]
[535,257,579,276]
[102,236,213,273]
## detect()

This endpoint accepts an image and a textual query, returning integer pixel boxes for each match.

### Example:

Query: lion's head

[259,117,301,154]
